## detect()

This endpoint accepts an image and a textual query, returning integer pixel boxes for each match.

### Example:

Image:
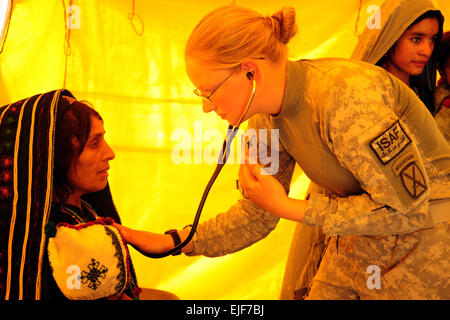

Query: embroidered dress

[0,90,139,300]
[42,199,138,299]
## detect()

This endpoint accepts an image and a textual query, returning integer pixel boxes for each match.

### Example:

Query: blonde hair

[185,5,298,69]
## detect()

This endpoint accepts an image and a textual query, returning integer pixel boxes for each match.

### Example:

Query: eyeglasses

[193,67,238,102]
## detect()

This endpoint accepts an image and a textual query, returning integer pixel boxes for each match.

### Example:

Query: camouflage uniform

[284,0,445,300]
[189,59,450,299]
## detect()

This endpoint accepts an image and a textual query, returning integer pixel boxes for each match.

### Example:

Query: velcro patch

[392,152,415,176]
[370,121,411,164]
[400,162,427,199]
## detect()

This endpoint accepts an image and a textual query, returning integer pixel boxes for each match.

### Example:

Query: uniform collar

[271,60,306,120]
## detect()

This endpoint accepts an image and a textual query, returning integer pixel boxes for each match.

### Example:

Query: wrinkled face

[68,116,115,196]
[388,17,439,77]
[186,59,256,126]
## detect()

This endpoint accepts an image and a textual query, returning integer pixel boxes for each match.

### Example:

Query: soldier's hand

[238,162,288,214]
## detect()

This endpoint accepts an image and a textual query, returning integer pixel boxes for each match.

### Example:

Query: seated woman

[43,93,140,300]
[0,89,176,300]
[0,89,139,300]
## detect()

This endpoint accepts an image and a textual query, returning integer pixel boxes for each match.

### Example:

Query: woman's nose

[419,40,434,58]
[104,141,116,161]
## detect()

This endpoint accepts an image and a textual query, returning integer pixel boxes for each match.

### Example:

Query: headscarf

[351,0,444,113]
[0,89,138,300]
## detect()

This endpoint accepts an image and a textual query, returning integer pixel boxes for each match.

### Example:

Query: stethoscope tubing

[131,80,256,258]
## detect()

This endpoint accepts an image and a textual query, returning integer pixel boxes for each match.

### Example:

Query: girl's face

[68,116,115,197]
[186,59,256,126]
[387,17,439,80]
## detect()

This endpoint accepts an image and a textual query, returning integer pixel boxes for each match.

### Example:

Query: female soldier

[282,0,446,300]
[117,5,450,299]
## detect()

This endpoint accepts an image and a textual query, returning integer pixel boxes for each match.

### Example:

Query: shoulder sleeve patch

[392,152,415,176]
[400,162,427,199]
[370,121,411,164]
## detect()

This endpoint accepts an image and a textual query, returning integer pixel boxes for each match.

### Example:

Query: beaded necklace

[54,200,99,224]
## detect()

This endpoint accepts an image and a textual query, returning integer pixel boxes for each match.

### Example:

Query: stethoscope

[132,77,257,258]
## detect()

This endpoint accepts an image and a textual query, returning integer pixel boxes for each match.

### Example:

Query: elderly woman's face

[68,116,115,196]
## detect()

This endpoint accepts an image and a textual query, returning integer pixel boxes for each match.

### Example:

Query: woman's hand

[113,223,173,254]
[238,163,307,222]
[238,163,288,212]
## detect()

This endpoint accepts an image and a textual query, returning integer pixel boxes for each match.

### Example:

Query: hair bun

[271,7,297,44]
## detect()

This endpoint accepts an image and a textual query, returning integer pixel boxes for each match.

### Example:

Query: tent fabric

[0,0,449,299]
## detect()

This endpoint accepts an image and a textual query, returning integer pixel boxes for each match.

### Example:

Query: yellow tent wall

[1,0,449,299]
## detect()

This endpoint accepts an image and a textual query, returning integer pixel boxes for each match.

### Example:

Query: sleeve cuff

[303,192,335,227]
[184,227,199,256]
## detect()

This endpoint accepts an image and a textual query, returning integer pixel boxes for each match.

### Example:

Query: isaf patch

[370,121,411,164]
[400,162,427,199]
